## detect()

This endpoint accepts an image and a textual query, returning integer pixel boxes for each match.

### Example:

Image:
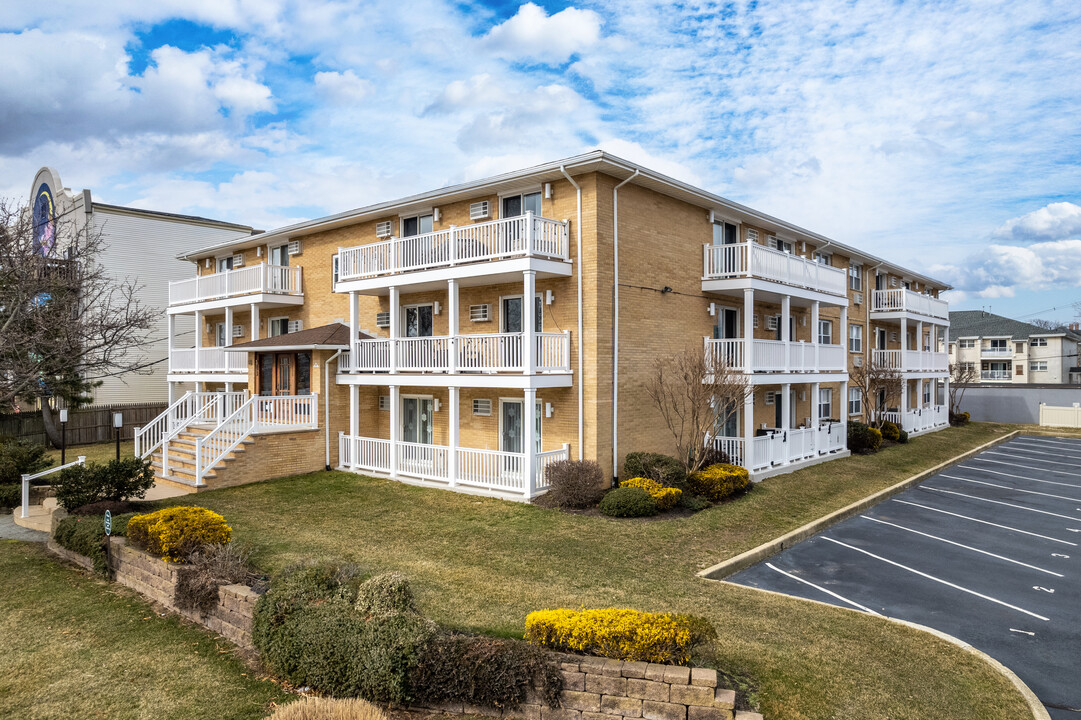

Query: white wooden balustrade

[169,263,303,306]
[711,420,847,475]
[704,338,845,373]
[882,405,948,434]
[169,347,249,374]
[872,349,948,372]
[340,332,571,374]
[703,242,847,297]
[337,213,569,282]
[135,391,248,459]
[871,289,948,320]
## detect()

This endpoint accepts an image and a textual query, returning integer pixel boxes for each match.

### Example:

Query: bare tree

[1028,318,1062,331]
[849,356,903,428]
[0,198,157,445]
[948,361,978,416]
[645,345,752,473]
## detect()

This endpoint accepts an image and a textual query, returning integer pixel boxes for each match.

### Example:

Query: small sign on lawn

[104,510,112,537]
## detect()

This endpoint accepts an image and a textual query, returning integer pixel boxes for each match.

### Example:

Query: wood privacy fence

[0,403,167,447]
[1039,402,1081,429]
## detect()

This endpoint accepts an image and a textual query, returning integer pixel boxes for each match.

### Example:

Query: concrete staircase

[150,425,254,493]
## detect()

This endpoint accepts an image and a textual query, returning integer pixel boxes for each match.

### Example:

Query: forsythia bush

[524,608,698,665]
[620,477,682,510]
[686,464,750,502]
[126,506,232,562]
[879,421,901,443]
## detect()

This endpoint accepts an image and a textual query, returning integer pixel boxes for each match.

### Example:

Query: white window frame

[818,388,833,420]
[848,387,862,416]
[269,244,289,267]
[399,211,434,237]
[818,319,833,345]
[216,256,234,273]
[813,251,832,266]
[497,188,543,219]
[849,323,863,353]
[401,303,436,336]
[401,394,435,445]
[848,264,862,291]
[499,293,543,333]
[268,316,289,338]
[1029,361,1048,371]
[768,236,793,254]
[959,338,976,348]
[1030,337,1048,347]
[215,322,228,347]
[498,397,542,454]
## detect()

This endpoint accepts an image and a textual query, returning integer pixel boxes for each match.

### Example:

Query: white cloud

[313,70,373,105]
[993,202,1081,243]
[934,239,1081,297]
[484,3,602,65]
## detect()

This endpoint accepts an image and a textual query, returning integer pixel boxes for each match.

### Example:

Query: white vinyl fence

[1039,403,1081,428]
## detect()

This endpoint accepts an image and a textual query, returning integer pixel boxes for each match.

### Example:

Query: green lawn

[0,541,287,720]
[46,439,135,466]
[151,422,1031,720]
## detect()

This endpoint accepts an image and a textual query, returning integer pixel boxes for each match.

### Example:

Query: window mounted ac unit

[232,324,244,338]
[765,392,775,405]
[890,332,898,342]
[473,398,492,416]
[767,316,779,331]
[375,312,390,328]
[287,320,303,333]
[378,395,390,411]
[853,356,863,367]
[746,228,758,242]
[376,221,393,238]
[890,277,899,288]
[470,201,490,220]
[287,239,302,255]
[853,292,863,305]
[469,304,490,322]
[232,253,244,267]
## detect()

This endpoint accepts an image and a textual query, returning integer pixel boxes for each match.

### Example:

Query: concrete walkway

[0,512,48,542]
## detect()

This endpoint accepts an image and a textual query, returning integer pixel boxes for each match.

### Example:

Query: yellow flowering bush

[126,506,232,562]
[686,463,750,502]
[524,608,697,664]
[620,477,682,510]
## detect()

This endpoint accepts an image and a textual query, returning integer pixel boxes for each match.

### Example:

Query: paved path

[0,512,48,542]
[729,434,1081,719]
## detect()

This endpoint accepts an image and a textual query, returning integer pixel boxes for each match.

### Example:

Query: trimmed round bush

[897,429,909,444]
[621,452,686,489]
[620,477,682,510]
[126,506,232,562]
[599,487,658,518]
[542,459,605,509]
[54,457,154,512]
[266,697,387,720]
[879,421,901,443]
[686,464,750,502]
[847,421,883,454]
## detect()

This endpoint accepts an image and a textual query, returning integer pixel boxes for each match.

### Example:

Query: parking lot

[729,434,1080,719]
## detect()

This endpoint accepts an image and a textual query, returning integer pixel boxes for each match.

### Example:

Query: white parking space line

[957,465,1081,490]
[921,486,1081,522]
[963,456,1081,478]
[940,474,1081,503]
[1016,437,1081,449]
[821,537,1050,621]
[890,499,1078,546]
[986,450,1081,471]
[764,563,884,616]
[1003,443,1081,462]
[858,515,1063,577]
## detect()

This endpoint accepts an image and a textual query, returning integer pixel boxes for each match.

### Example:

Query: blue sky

[1,1,1080,323]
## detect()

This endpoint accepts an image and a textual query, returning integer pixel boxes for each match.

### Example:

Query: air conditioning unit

[472,398,492,416]
[890,332,898,342]
[376,312,390,328]
[469,304,490,322]
[232,324,244,338]
[746,228,758,242]
[765,392,775,405]
[232,253,244,267]
[853,292,863,305]
[767,316,779,331]
[376,221,393,238]
[890,277,899,288]
[378,395,390,411]
[469,201,490,220]
[853,356,863,367]
[287,239,302,255]
[287,320,303,333]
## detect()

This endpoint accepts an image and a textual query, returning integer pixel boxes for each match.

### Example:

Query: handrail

[195,396,257,486]
[134,391,193,458]
[22,456,86,519]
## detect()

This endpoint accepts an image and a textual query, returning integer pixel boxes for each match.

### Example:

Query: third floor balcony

[872,349,949,373]
[705,337,846,374]
[702,242,847,298]
[169,263,303,308]
[871,288,948,321]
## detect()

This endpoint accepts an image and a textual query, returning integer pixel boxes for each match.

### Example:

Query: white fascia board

[335,372,573,389]
[167,293,305,315]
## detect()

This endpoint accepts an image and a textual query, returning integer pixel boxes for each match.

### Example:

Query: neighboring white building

[28,167,254,406]
[947,310,1081,384]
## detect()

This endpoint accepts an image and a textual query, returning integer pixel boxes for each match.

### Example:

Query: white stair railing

[21,456,86,519]
[195,396,257,486]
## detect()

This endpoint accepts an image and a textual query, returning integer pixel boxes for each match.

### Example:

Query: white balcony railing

[871,349,949,372]
[169,263,303,306]
[981,370,1012,380]
[340,332,571,374]
[337,213,569,283]
[981,346,1013,357]
[703,242,847,297]
[705,338,846,373]
[883,405,948,434]
[169,347,249,374]
[712,421,846,474]
[338,434,569,499]
[871,288,948,320]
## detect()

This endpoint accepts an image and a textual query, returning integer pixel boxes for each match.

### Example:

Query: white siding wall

[90,210,248,405]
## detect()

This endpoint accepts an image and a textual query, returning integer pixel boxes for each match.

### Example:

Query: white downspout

[612,168,639,484]
[559,165,584,460]
[325,349,342,470]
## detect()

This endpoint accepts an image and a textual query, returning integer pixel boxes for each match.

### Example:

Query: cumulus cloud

[484,3,602,65]
[993,202,1081,243]
[933,239,1081,298]
[313,69,373,104]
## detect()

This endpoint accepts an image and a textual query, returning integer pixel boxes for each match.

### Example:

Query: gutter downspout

[325,349,343,470]
[612,169,640,485]
[559,165,584,460]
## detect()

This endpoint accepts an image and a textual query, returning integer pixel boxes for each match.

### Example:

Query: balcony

[337,214,570,284]
[339,332,571,375]
[981,370,1012,380]
[871,349,949,373]
[712,422,847,474]
[702,242,847,297]
[168,347,248,375]
[870,288,948,321]
[981,346,1014,358]
[883,405,948,434]
[705,338,846,374]
[169,263,303,306]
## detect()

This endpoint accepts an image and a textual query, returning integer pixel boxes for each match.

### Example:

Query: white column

[743,289,754,373]
[523,270,536,375]
[167,314,175,361]
[389,385,400,477]
[840,305,849,356]
[901,316,908,355]
[349,291,359,347]
[449,386,459,488]
[225,306,234,373]
[349,385,359,436]
[840,379,849,443]
[168,382,176,406]
[194,310,202,373]
[524,387,537,497]
[917,320,924,353]
[250,303,259,341]
[389,286,400,374]
[743,388,754,468]
[900,377,908,420]
[917,378,924,411]
[781,295,791,373]
[811,382,820,427]
[811,300,820,370]
[448,279,459,374]
[781,383,791,431]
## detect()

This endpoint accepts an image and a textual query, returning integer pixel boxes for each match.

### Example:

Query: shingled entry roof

[225,322,370,351]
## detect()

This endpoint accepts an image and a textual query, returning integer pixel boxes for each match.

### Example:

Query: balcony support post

[449,386,459,488]
[225,305,234,361]
[917,378,924,411]
[840,304,848,358]
[348,386,358,468]
[901,316,908,360]
[840,379,849,444]
[811,381,821,452]
[811,300,820,370]
[389,286,400,374]
[781,295,791,373]
[524,270,536,375]
[389,385,400,478]
[524,387,537,498]
[349,291,358,352]
[194,310,202,373]
[743,387,754,468]
[900,376,908,423]
[448,279,459,374]
[167,314,175,372]
[250,303,259,341]
[743,289,754,373]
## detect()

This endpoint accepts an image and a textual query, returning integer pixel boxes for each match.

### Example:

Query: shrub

[54,457,154,512]
[126,506,232,562]
[524,608,714,665]
[949,411,971,426]
[897,429,909,444]
[53,513,134,575]
[542,459,605,509]
[599,487,658,518]
[621,452,686,489]
[696,444,731,469]
[0,436,52,486]
[686,464,750,502]
[847,422,882,454]
[879,421,901,443]
[355,571,416,617]
[266,697,387,720]
[0,484,19,509]
[175,543,254,615]
[620,477,682,511]
[412,633,562,710]
[677,493,712,512]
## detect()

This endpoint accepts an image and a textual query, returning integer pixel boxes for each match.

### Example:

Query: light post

[113,411,123,461]
[59,408,68,465]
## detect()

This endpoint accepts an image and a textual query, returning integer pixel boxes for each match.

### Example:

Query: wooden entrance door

[256,351,311,396]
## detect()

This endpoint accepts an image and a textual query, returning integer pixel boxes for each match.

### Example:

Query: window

[849,323,863,353]
[848,388,862,415]
[712,221,738,245]
[332,255,339,284]
[768,236,793,254]
[818,388,832,420]
[270,244,289,267]
[959,338,976,348]
[961,362,976,372]
[818,319,833,345]
[923,383,931,404]
[1016,365,1024,375]
[401,213,433,237]
[1031,337,1047,347]
[849,264,862,291]
[217,256,233,272]
[1030,361,1048,371]
[501,192,542,218]
[813,251,832,266]
[989,339,1008,350]
[269,317,289,337]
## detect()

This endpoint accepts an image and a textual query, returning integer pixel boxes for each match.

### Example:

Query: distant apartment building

[947,310,1080,384]
[27,167,255,406]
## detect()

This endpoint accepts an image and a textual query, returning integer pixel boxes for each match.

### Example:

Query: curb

[696,428,1020,580]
